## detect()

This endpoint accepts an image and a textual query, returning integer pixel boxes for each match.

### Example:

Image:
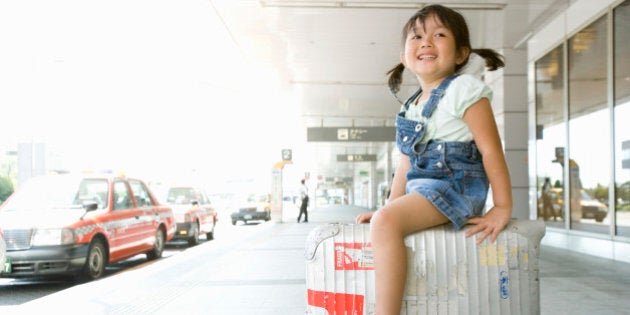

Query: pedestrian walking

[541,177,555,220]
[298,179,309,223]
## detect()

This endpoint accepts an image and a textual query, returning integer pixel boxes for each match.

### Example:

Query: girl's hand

[356,212,374,224]
[465,206,511,244]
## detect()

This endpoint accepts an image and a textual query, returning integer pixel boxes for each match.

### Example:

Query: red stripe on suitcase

[307,289,365,314]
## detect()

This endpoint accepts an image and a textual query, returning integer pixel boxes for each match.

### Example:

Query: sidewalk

[5,205,630,314]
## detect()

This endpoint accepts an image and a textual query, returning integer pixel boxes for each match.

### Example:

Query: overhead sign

[337,154,377,162]
[307,127,395,142]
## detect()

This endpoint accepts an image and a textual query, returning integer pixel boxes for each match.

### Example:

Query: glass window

[1,175,107,211]
[198,190,210,205]
[568,15,610,233]
[76,178,109,209]
[614,0,630,237]
[113,181,132,210]
[535,46,566,227]
[129,180,154,207]
[167,187,195,205]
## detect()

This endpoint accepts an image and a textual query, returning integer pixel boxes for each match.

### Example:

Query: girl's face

[401,14,468,82]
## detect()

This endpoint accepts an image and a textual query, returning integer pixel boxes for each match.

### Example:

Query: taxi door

[107,180,147,262]
[197,190,216,233]
[129,179,161,247]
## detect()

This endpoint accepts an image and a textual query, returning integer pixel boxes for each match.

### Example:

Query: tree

[0,176,14,202]
[588,184,609,203]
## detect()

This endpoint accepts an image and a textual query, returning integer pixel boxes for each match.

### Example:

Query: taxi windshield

[1,175,109,211]
[166,187,195,205]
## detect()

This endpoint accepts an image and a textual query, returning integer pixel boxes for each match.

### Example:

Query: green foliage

[0,176,14,202]
[588,184,609,202]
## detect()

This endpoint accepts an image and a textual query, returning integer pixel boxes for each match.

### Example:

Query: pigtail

[386,63,405,104]
[471,48,505,71]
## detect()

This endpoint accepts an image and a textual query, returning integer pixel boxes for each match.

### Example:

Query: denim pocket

[396,128,418,156]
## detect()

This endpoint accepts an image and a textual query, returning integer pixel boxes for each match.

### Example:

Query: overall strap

[402,87,423,111]
[420,74,459,119]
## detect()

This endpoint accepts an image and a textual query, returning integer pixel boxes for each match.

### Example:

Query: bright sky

[0,1,302,190]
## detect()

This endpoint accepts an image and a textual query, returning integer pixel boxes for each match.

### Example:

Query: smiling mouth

[419,55,436,60]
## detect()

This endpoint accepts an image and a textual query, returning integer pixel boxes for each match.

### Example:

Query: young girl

[355,4,513,314]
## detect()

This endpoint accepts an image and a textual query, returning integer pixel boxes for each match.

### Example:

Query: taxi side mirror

[83,202,98,212]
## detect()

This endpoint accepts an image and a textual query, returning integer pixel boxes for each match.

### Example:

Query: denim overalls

[396,74,489,229]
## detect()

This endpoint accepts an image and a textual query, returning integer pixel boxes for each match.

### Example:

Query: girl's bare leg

[369,193,449,314]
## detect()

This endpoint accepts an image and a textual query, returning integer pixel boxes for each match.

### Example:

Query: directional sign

[307,127,395,142]
[282,149,292,161]
[337,154,377,162]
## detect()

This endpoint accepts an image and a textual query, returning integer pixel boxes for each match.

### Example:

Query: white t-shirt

[300,184,308,199]
[402,74,493,143]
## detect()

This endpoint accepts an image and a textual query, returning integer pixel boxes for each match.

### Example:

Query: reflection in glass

[614,1,630,237]
[535,46,565,227]
[568,15,610,233]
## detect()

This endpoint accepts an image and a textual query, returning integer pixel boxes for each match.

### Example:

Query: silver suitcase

[305,220,545,315]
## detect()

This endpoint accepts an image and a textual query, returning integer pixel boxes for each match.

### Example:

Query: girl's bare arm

[462,97,513,243]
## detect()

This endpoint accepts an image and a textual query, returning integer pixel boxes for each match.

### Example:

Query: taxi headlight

[32,228,75,246]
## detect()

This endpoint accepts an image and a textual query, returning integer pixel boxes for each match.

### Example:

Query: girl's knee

[369,209,386,230]
[369,209,403,240]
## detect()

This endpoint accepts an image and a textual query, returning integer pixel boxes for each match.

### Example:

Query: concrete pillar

[370,161,378,210]
[485,48,530,220]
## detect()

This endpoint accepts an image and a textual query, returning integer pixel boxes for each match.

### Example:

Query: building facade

[528,0,630,262]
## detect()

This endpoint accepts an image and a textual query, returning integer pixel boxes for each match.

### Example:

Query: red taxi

[0,173,175,281]
[165,186,218,246]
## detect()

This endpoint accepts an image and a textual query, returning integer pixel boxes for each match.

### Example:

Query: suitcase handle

[305,223,342,261]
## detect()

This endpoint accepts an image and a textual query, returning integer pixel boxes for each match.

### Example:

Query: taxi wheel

[147,228,165,260]
[80,239,106,282]
[206,228,214,241]
[187,223,200,246]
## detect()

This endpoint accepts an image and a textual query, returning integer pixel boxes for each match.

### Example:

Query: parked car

[0,173,175,281]
[0,227,6,275]
[230,193,271,225]
[579,190,608,222]
[537,188,608,222]
[165,186,218,245]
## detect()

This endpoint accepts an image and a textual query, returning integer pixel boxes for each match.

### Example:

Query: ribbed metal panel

[306,220,545,315]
